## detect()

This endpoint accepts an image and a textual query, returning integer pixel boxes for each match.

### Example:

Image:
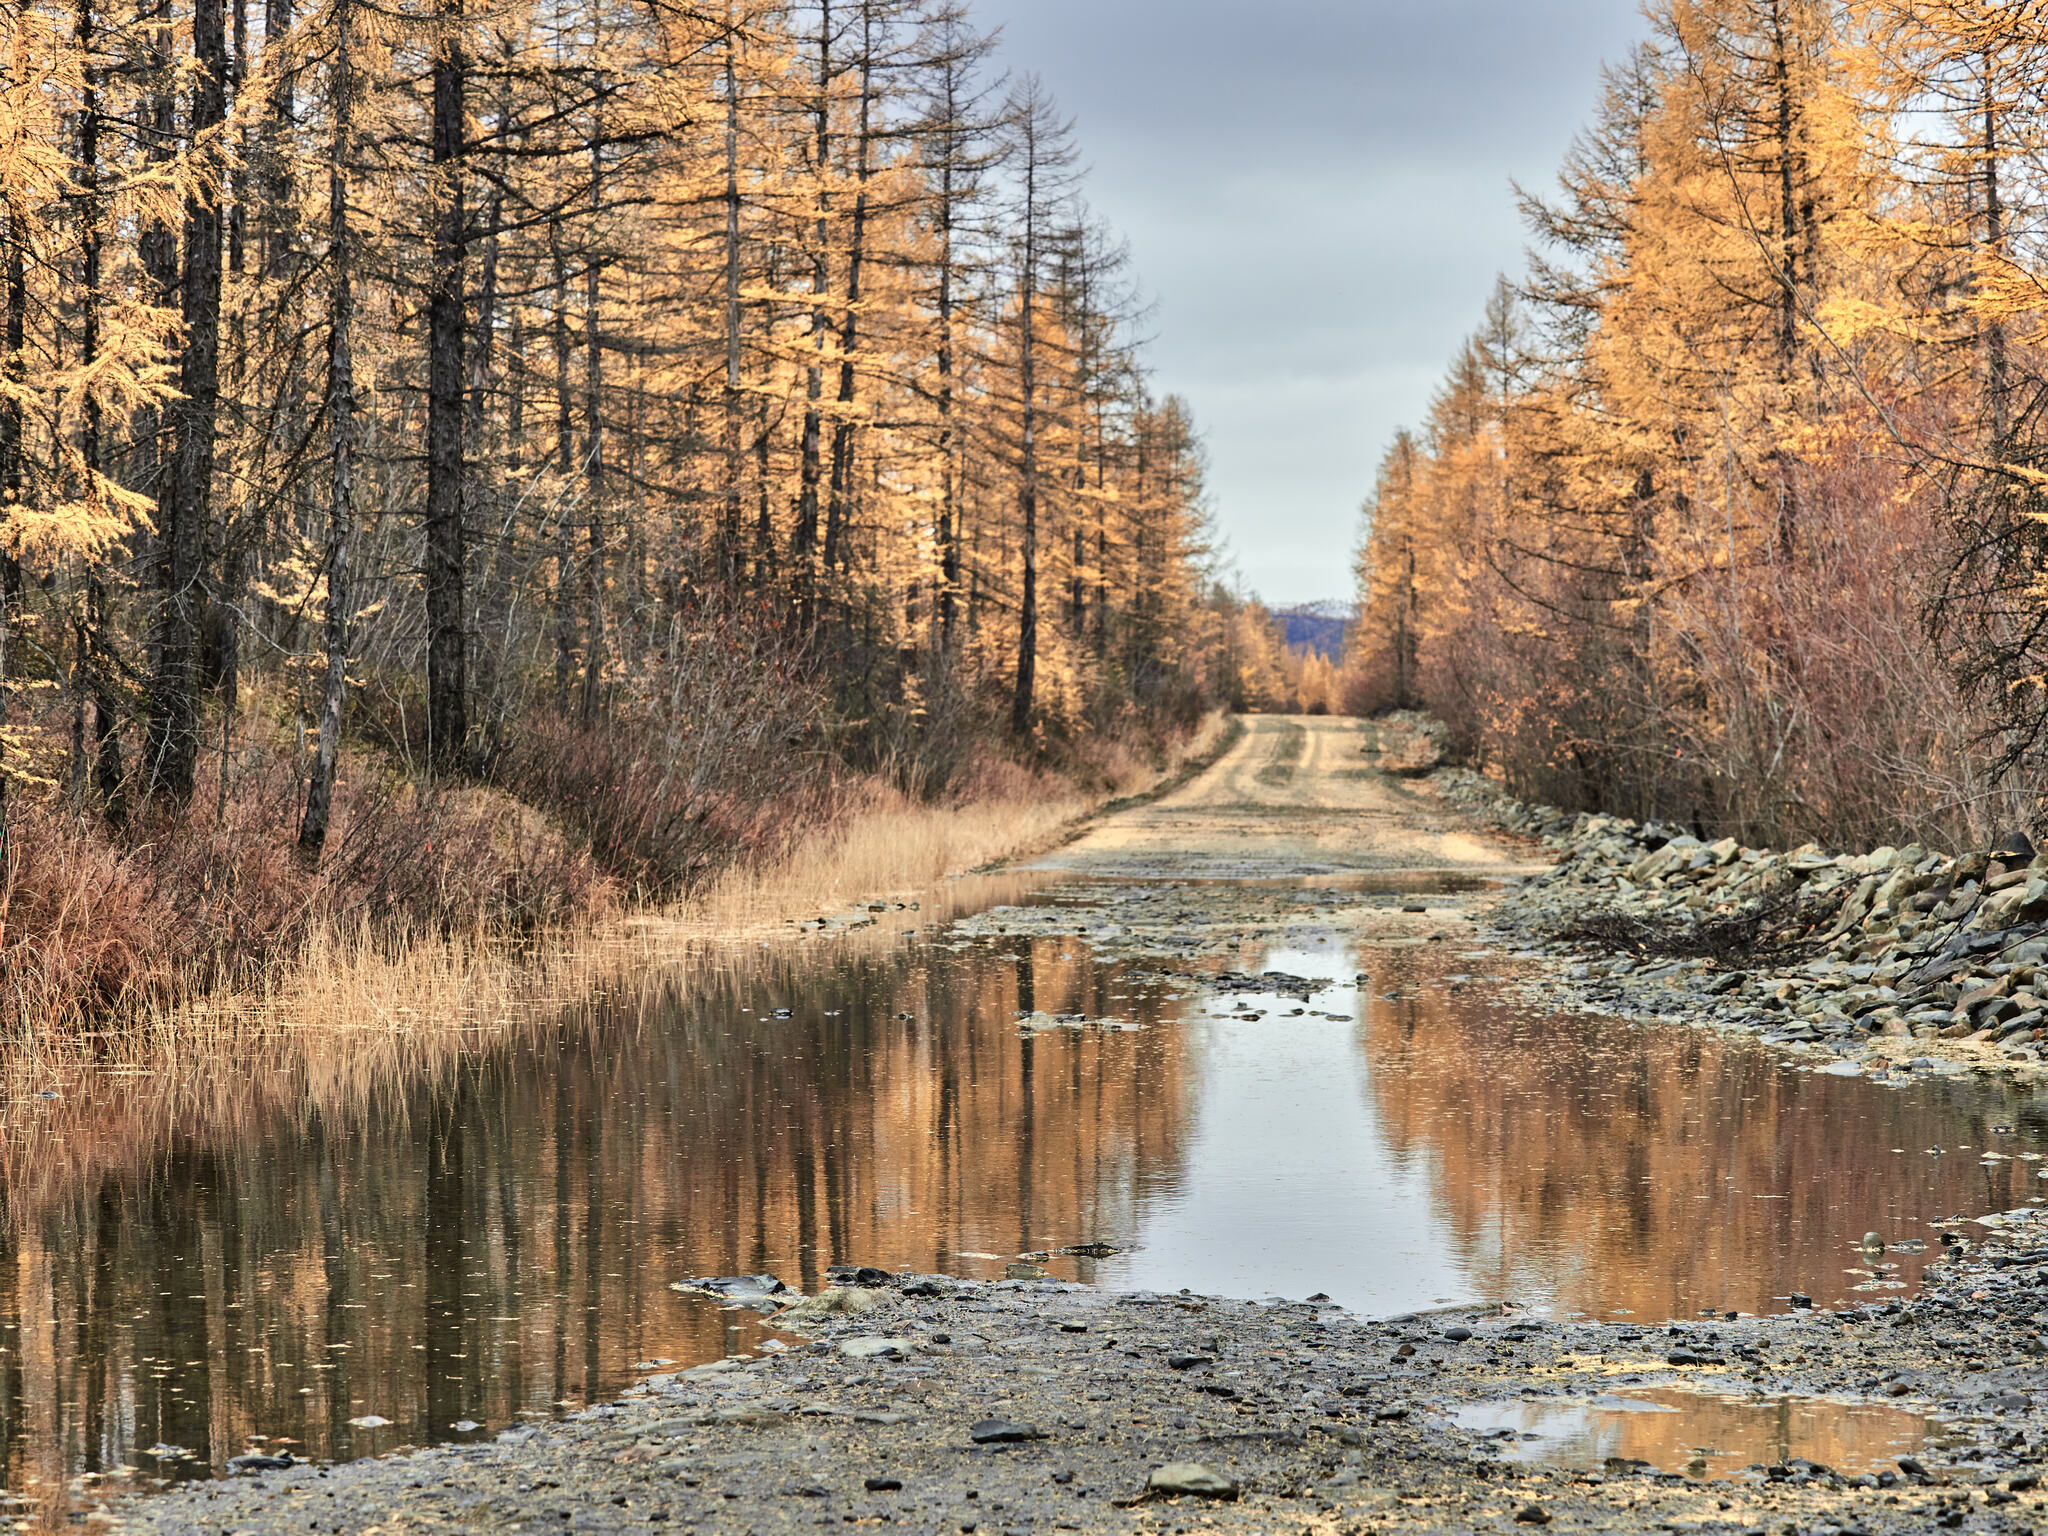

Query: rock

[864,1476,903,1492]
[1995,830,2037,863]
[1166,1353,1213,1370]
[1443,1326,1474,1342]
[1863,1232,1886,1253]
[701,1407,789,1427]
[226,1452,295,1474]
[777,1286,891,1325]
[1146,1462,1238,1500]
[826,1264,892,1287]
[1060,1243,1121,1257]
[1372,1403,1411,1421]
[838,1336,914,1360]
[1514,1503,1553,1524]
[1898,1456,1927,1477]
[969,1419,1045,1444]
[672,1273,791,1302]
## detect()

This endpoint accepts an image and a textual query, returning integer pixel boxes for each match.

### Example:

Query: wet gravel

[116,1241,2048,1536]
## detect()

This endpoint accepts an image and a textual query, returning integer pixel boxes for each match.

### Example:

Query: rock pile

[1436,769,2048,1076]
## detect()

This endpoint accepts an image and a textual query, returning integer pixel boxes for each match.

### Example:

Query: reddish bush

[492,595,834,896]
[0,735,607,1036]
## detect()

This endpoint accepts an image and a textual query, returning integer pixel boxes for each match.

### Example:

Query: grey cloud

[973,0,1647,603]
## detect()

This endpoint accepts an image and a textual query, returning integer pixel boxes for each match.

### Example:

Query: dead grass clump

[675,711,1228,933]
[688,786,1087,932]
[1547,890,1819,968]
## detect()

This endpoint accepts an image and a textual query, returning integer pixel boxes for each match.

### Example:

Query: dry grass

[683,712,1229,936]
[0,713,1229,1228]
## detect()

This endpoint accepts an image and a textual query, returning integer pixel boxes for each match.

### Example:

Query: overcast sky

[972,0,1650,608]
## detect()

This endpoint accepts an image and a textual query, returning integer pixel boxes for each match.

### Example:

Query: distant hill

[1273,601,1354,660]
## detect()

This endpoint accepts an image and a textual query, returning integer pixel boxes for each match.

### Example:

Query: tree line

[1349,0,2048,852]
[0,0,1227,893]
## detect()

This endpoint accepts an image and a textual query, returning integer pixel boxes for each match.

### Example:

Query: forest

[0,0,1306,1027]
[1348,0,2048,855]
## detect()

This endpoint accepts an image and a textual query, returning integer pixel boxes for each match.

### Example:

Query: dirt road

[1042,714,1530,881]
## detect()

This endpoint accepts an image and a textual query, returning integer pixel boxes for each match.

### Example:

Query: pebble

[837,1336,913,1360]
[967,1418,1044,1444]
[1146,1461,1238,1499]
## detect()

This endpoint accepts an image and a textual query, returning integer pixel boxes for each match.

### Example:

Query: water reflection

[0,909,2044,1505]
[1453,1387,1932,1476]
[1360,948,2048,1319]
[0,933,1192,1499]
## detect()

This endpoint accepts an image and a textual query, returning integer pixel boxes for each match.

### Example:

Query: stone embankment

[1438,769,2048,1080]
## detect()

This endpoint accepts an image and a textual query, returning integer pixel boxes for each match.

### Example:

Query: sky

[973,0,1652,608]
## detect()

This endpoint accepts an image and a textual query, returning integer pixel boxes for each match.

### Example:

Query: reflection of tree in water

[1480,1388,1929,1477]
[1359,950,2038,1321]
[0,935,1193,1499]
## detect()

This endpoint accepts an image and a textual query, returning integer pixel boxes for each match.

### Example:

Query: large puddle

[1453,1387,1934,1478]
[4,879,2048,1494]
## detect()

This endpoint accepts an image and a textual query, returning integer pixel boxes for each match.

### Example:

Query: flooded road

[6,892,2048,1491]
[9,717,2048,1497]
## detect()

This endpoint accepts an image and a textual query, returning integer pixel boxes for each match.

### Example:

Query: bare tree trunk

[0,202,22,864]
[935,156,958,647]
[1011,291,1037,738]
[551,214,576,702]
[136,0,178,514]
[424,0,468,768]
[69,0,124,823]
[145,0,227,804]
[790,0,831,628]
[822,4,875,580]
[1766,0,1801,557]
[580,134,606,720]
[262,0,294,275]
[721,6,745,583]
[300,0,356,861]
[1981,70,2009,458]
[464,73,506,735]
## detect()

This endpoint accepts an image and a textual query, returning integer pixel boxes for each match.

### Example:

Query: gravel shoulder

[1432,766,2048,1087]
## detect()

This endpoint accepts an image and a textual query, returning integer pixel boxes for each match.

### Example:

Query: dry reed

[0,714,1227,1227]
